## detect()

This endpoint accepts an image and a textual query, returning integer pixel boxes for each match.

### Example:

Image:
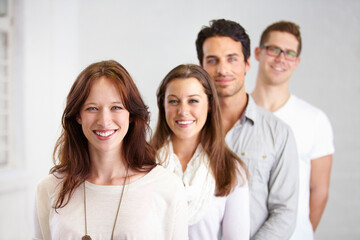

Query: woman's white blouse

[158,142,216,225]
[158,141,250,240]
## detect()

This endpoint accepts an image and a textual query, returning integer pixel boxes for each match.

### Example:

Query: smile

[94,130,116,137]
[271,65,285,72]
[176,120,195,125]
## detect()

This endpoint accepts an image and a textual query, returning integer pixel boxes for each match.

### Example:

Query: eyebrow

[227,53,240,57]
[205,53,240,59]
[83,101,124,106]
[166,94,201,98]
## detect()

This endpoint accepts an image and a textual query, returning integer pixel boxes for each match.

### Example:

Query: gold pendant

[82,235,92,240]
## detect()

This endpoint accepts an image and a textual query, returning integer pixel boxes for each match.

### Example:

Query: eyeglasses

[260,45,298,61]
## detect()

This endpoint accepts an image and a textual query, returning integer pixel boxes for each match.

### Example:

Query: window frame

[0,0,14,169]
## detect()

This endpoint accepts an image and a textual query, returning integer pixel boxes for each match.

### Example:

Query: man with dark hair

[252,20,334,240]
[196,19,299,240]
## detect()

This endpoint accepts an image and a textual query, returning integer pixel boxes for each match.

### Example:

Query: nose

[217,61,229,75]
[97,109,111,127]
[178,102,189,116]
[275,51,286,61]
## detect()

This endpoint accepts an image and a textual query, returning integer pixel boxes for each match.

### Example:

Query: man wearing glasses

[196,19,299,240]
[252,21,335,240]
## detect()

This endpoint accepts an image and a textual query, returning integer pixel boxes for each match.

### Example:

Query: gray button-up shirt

[225,96,299,240]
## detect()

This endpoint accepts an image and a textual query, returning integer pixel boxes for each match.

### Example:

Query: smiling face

[77,77,130,155]
[202,36,250,98]
[255,31,301,86]
[164,77,209,144]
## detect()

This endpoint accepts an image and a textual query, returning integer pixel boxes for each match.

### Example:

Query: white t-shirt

[158,142,250,240]
[33,165,188,240]
[274,95,335,240]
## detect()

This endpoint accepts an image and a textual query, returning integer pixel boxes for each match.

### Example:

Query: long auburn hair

[51,60,156,209]
[151,64,248,196]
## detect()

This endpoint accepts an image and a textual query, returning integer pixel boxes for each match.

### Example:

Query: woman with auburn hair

[33,60,187,240]
[151,64,250,239]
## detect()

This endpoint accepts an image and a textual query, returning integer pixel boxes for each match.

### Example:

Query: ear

[76,114,82,125]
[294,56,301,69]
[254,47,261,61]
[245,56,251,73]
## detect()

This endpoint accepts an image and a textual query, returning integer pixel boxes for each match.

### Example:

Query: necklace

[82,166,129,240]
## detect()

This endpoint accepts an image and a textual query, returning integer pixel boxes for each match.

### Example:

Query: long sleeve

[222,180,250,240]
[32,193,45,240]
[32,176,55,240]
[252,127,299,240]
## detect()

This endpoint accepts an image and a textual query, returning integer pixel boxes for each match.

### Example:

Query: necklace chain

[82,166,129,240]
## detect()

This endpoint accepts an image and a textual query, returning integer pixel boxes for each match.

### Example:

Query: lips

[215,77,233,84]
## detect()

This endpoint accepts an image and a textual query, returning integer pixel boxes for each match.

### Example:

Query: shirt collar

[240,94,256,125]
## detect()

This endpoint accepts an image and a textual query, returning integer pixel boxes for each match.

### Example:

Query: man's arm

[310,154,333,231]
[252,127,299,240]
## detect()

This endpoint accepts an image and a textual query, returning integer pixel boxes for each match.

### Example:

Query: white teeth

[177,120,193,125]
[95,130,115,137]
[273,66,284,71]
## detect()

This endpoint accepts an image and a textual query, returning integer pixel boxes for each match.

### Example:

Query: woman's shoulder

[150,165,183,185]
[145,165,185,192]
[132,165,185,204]
[36,173,64,198]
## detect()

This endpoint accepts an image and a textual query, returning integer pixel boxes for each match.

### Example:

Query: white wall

[1,0,359,239]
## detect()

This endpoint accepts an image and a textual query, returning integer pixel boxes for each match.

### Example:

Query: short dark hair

[196,19,251,65]
[260,20,302,55]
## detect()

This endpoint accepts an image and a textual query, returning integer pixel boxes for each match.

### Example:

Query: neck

[219,91,248,133]
[171,135,199,172]
[252,75,290,112]
[87,149,129,185]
